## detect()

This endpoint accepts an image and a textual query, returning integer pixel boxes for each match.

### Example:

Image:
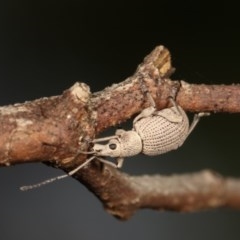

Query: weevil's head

[92,130,142,158]
[92,138,121,158]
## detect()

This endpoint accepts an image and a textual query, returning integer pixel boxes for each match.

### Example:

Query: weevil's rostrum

[93,129,142,158]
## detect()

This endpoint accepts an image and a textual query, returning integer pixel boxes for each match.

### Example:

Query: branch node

[69,82,91,103]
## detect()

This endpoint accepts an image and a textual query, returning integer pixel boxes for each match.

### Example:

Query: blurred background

[0,1,240,239]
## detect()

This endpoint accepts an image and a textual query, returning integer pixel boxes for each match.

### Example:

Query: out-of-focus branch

[0,45,240,219]
[76,167,240,219]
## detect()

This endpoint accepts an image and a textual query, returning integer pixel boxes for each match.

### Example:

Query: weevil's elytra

[134,106,189,156]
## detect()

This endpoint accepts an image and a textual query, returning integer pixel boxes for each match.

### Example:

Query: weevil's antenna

[20,174,69,191]
[20,156,95,191]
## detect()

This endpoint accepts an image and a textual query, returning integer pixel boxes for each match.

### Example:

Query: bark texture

[1,45,240,219]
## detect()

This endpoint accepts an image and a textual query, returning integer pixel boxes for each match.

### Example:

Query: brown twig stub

[0,45,240,219]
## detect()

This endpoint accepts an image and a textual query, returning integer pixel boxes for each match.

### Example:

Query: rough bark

[1,45,240,219]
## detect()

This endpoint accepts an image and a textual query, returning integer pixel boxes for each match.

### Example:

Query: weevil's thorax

[134,106,189,156]
[117,130,142,157]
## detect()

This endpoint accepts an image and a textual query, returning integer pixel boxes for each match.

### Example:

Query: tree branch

[1,45,240,219]
[76,167,240,219]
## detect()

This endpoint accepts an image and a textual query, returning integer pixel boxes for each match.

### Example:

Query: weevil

[20,92,208,191]
[83,94,207,169]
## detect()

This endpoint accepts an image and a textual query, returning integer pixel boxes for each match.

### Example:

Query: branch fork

[1,45,240,219]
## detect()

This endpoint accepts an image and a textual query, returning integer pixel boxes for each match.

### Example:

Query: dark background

[0,1,240,240]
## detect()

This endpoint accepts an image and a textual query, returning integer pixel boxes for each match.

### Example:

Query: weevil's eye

[109,143,117,150]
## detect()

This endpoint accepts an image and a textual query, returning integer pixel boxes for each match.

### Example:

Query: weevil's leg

[70,155,127,174]
[95,157,118,168]
[88,157,123,169]
[168,97,181,115]
[133,106,156,124]
[77,150,96,155]
[92,135,118,143]
[133,92,156,123]
[133,75,158,124]
[115,129,127,136]
[116,157,124,168]
[188,112,210,136]
[146,91,156,108]
[139,77,156,108]
[166,80,182,112]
